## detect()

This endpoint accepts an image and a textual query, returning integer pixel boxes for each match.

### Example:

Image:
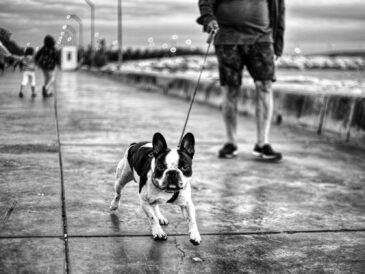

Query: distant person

[12,47,37,98]
[197,0,285,161]
[0,52,5,75]
[0,41,11,75]
[35,35,60,98]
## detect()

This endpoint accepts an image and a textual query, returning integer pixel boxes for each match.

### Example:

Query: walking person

[12,47,37,98]
[0,40,11,74]
[35,35,60,98]
[197,0,285,161]
[0,52,5,76]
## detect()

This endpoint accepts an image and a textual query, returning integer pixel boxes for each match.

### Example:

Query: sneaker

[42,86,47,97]
[42,90,53,98]
[19,92,23,98]
[218,143,238,158]
[252,144,282,161]
[42,86,53,98]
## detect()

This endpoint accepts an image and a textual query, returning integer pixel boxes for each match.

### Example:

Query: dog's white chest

[137,182,177,204]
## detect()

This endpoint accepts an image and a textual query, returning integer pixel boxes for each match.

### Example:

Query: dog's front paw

[189,229,201,245]
[158,215,169,226]
[152,226,167,241]
[110,199,119,211]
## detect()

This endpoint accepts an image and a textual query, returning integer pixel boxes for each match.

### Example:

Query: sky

[0,0,364,54]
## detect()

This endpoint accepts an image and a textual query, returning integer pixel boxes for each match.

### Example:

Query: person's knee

[224,85,239,102]
[255,80,272,93]
[223,86,238,111]
[222,100,237,118]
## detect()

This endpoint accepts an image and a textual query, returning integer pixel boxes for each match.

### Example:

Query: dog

[110,132,201,245]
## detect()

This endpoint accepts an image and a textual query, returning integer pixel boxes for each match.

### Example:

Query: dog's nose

[166,170,178,178]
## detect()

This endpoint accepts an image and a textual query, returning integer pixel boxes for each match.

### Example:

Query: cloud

[0,0,364,53]
[287,1,365,22]
[284,0,365,51]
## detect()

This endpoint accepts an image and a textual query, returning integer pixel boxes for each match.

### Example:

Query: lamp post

[84,0,95,66]
[62,24,76,46]
[117,0,122,69]
[66,14,83,49]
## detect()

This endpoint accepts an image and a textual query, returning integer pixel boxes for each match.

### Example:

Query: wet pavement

[1,71,365,273]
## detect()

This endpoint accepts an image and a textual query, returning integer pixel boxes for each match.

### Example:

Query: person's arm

[34,48,42,64]
[274,0,285,57]
[196,0,217,32]
[55,49,61,68]
[10,54,23,60]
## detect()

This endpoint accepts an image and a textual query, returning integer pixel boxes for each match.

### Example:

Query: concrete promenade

[1,70,365,273]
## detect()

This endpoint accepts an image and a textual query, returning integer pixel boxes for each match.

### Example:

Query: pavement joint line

[2,228,365,239]
[53,85,70,274]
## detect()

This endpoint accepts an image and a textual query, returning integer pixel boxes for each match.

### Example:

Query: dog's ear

[152,132,168,156]
[179,132,195,159]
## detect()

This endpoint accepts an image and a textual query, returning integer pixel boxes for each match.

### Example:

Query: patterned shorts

[215,43,275,86]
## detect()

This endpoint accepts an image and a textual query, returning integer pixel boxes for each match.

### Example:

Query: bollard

[317,95,329,135]
[345,98,356,142]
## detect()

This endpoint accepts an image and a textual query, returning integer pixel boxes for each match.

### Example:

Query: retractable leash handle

[206,28,217,44]
[177,29,216,147]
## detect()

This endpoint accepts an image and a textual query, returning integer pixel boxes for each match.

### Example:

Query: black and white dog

[110,132,201,245]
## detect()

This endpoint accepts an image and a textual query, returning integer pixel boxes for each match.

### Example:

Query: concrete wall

[98,70,365,142]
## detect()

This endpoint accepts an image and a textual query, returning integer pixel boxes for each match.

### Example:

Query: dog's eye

[181,165,190,172]
[157,165,165,171]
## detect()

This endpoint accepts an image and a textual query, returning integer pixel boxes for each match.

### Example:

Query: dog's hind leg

[153,204,169,225]
[110,156,133,210]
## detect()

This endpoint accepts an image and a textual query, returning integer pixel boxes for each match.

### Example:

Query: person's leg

[30,72,36,97]
[255,80,273,146]
[19,85,24,98]
[44,70,55,96]
[42,69,49,96]
[215,45,243,158]
[253,81,281,160]
[247,43,282,161]
[222,85,240,145]
[19,72,28,98]
[46,70,55,90]
[42,69,54,97]
[31,86,36,97]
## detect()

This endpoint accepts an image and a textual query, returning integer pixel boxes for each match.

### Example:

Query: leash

[178,30,216,147]
[52,75,71,273]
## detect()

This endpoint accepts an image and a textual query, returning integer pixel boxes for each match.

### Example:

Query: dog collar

[167,192,179,203]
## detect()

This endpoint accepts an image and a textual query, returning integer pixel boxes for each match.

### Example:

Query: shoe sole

[218,151,238,159]
[252,151,282,162]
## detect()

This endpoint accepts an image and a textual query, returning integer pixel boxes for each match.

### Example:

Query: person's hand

[207,20,219,33]
[274,55,280,63]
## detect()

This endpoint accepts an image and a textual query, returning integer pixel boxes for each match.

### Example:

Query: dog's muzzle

[165,170,182,193]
